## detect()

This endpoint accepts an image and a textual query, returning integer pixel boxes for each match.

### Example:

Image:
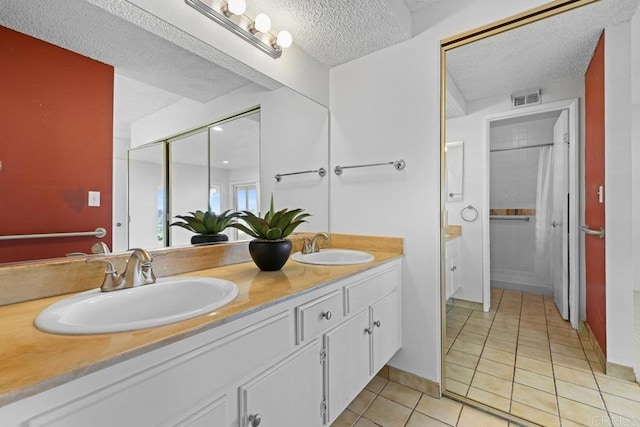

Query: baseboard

[386,365,440,398]
[491,280,553,296]
[446,297,483,311]
[582,322,635,381]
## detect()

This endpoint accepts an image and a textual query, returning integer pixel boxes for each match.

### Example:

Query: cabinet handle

[374,320,381,328]
[365,327,373,335]
[321,311,332,320]
[248,413,262,426]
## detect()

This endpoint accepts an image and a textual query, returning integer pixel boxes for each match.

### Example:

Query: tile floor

[331,288,640,426]
[331,374,514,427]
[444,288,640,426]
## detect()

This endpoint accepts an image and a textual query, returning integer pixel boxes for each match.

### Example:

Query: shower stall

[489,110,568,296]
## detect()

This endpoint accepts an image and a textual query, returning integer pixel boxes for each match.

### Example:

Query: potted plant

[231,196,310,271]
[170,210,239,245]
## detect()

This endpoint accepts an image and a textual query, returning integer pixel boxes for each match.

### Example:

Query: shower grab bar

[334,159,405,175]
[490,215,530,222]
[275,168,326,182]
[578,225,605,239]
[0,227,107,241]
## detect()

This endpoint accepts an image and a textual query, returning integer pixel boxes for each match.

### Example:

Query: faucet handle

[86,257,117,273]
[86,258,122,292]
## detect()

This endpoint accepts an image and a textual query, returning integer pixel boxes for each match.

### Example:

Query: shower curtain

[534,146,554,284]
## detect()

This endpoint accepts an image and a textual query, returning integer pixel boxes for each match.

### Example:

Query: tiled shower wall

[489,116,556,291]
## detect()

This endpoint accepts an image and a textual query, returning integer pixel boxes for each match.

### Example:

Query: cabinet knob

[321,311,332,320]
[248,413,262,426]
[374,320,381,328]
[450,266,457,271]
[365,327,373,335]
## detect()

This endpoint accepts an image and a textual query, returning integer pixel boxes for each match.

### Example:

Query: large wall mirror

[441,0,638,423]
[0,0,329,264]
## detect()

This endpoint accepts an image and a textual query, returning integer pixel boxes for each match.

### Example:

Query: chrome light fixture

[185,0,293,59]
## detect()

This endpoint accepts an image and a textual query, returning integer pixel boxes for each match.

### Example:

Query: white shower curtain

[534,146,554,284]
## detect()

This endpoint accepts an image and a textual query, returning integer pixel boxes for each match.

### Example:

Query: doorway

[482,99,580,329]
[487,109,569,319]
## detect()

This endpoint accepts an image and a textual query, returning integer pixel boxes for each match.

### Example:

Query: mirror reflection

[445,141,463,202]
[442,0,639,421]
[128,109,261,248]
[0,2,329,264]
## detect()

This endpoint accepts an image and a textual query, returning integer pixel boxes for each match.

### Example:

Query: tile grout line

[543,294,562,425]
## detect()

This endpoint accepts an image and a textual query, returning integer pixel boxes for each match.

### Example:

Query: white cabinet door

[239,339,324,427]
[323,309,370,424]
[445,238,461,299]
[370,291,400,374]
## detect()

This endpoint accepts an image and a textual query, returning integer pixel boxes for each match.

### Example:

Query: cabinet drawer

[296,290,343,344]
[344,266,399,315]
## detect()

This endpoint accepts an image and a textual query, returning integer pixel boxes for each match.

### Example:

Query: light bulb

[226,0,246,15]
[253,14,271,33]
[276,30,292,48]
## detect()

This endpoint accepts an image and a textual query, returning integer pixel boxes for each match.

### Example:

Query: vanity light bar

[185,0,290,59]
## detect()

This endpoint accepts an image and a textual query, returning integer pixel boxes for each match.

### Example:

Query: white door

[370,291,401,374]
[324,309,370,424]
[239,339,324,427]
[551,110,569,318]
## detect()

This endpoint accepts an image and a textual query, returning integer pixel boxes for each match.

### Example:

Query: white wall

[132,84,329,234]
[128,159,164,250]
[170,161,210,247]
[631,4,640,380]
[260,87,329,233]
[604,22,634,368]
[113,137,130,253]
[330,0,551,385]
[445,79,584,305]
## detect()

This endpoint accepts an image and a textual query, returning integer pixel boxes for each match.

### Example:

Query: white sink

[34,277,239,335]
[291,249,374,266]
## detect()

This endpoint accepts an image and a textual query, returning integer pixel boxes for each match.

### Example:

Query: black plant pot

[248,239,293,271]
[190,234,229,245]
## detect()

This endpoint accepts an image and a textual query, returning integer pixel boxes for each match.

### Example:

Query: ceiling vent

[511,89,541,108]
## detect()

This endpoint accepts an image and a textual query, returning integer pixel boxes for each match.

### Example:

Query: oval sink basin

[35,277,239,335]
[291,249,374,266]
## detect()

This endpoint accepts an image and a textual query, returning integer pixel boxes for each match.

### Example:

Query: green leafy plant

[170,210,239,235]
[231,196,310,240]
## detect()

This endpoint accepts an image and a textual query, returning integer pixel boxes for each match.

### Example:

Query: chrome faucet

[87,248,156,292]
[301,232,330,254]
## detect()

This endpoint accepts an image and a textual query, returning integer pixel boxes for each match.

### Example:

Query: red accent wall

[0,26,114,263]
[584,32,606,355]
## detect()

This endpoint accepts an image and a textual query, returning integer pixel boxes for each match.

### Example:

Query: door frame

[481,98,579,328]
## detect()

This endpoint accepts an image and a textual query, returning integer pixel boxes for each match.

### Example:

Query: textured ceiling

[244,0,412,67]
[446,0,640,111]
[113,74,184,140]
[403,0,440,13]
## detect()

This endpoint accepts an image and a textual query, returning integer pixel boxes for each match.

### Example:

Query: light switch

[88,191,101,207]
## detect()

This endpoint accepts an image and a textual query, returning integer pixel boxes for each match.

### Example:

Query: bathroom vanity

[0,242,402,427]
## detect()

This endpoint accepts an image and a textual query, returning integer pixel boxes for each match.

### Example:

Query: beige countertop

[445,225,461,241]
[0,247,402,407]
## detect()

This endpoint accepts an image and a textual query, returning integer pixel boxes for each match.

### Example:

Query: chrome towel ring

[461,205,479,222]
